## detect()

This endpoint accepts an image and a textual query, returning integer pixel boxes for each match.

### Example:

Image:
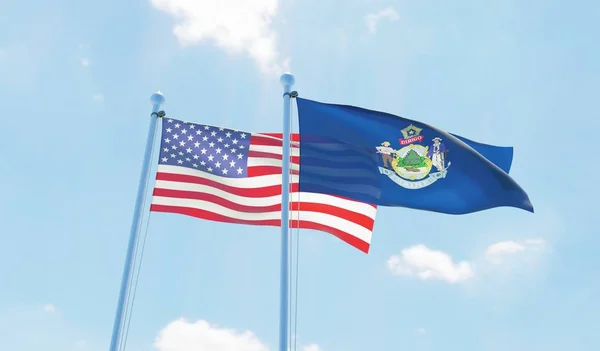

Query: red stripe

[152,188,375,230]
[156,172,299,197]
[250,134,300,147]
[248,166,299,177]
[150,204,370,253]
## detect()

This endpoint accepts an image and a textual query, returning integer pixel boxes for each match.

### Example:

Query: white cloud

[154,318,269,351]
[303,344,321,351]
[387,244,474,284]
[92,94,104,102]
[80,58,90,67]
[485,239,547,265]
[43,304,56,313]
[150,0,288,75]
[416,328,426,334]
[154,318,322,351]
[365,8,399,34]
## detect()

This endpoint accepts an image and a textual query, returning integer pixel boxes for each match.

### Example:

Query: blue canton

[158,118,251,178]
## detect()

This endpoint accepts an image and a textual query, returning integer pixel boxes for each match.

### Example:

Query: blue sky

[1,0,599,350]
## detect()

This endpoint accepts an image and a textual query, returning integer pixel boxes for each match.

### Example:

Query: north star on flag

[150,117,377,253]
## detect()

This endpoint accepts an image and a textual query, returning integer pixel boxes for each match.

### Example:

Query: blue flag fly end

[296,98,534,214]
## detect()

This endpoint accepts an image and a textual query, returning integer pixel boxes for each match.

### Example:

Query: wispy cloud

[150,0,289,75]
[43,304,56,313]
[485,239,548,265]
[80,58,90,67]
[387,244,474,284]
[92,94,104,102]
[365,8,399,34]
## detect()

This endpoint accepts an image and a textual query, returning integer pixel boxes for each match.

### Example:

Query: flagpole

[108,91,165,351]
[278,72,295,351]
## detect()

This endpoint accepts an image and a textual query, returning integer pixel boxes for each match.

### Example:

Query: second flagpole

[278,72,295,351]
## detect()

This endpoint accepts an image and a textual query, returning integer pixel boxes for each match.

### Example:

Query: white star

[163,147,169,152]
[175,123,180,128]
[172,134,179,139]
[166,128,172,133]
[225,132,232,138]
[201,148,207,154]
[196,130,202,135]
[222,154,229,160]
[202,136,209,141]
[230,148,237,153]
[194,142,200,148]
[185,157,191,162]
[219,127,224,131]
[164,138,171,143]
[177,159,183,164]
[217,137,223,143]
[229,160,236,167]
[208,155,214,161]
[239,145,245,149]
[187,135,193,141]
[222,168,229,175]
[161,157,168,162]
[200,161,206,166]
[240,133,247,139]
[208,167,213,172]
[181,129,187,134]
[193,163,198,168]
[224,143,230,148]
[170,153,176,158]
[167,119,173,123]
[216,147,222,154]
[204,125,210,130]
[193,154,199,160]
[171,145,177,150]
[186,148,192,153]
[211,131,217,136]
[237,167,243,174]
[232,139,239,144]
[237,154,243,159]
[178,151,184,156]
[189,124,195,129]
[215,161,221,168]
[209,142,215,148]
[179,141,185,146]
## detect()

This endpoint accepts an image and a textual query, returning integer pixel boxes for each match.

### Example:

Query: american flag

[150,118,377,253]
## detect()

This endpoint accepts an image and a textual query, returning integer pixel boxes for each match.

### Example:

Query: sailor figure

[376,141,395,168]
[428,137,446,171]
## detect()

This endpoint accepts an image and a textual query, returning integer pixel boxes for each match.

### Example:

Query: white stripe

[152,196,372,243]
[247,157,300,171]
[152,179,377,219]
[249,144,300,157]
[157,165,283,188]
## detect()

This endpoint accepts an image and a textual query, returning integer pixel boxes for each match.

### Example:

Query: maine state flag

[296,98,533,214]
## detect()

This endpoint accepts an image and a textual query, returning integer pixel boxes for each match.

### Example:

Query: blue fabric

[296,98,533,214]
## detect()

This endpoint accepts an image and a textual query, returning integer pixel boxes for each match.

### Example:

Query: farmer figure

[376,141,395,168]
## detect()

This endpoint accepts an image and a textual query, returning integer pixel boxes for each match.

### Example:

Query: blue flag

[296,98,533,214]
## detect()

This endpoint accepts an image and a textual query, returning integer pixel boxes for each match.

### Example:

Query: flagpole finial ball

[280,72,295,87]
[150,91,165,106]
